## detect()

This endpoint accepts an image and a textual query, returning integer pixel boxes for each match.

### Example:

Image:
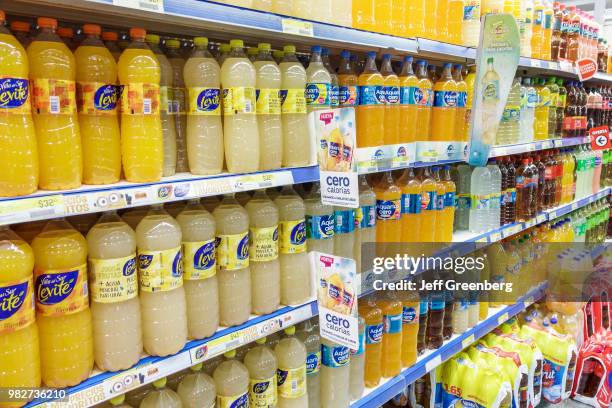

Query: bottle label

[256,88,281,115]
[279,219,307,254]
[436,193,445,211]
[217,392,249,408]
[89,254,138,302]
[339,85,358,106]
[430,293,445,310]
[32,78,77,114]
[160,86,173,114]
[330,85,339,107]
[34,264,88,316]
[119,82,160,115]
[544,13,552,29]
[401,193,422,214]
[560,20,569,33]
[321,343,350,367]
[456,91,467,108]
[305,83,331,107]
[501,105,521,122]
[402,306,418,324]
[356,205,376,228]
[277,365,307,398]
[434,90,457,107]
[250,376,277,407]
[217,232,250,270]
[463,1,480,21]
[0,77,30,113]
[183,240,216,280]
[306,351,321,374]
[223,87,256,115]
[359,85,386,105]
[410,87,433,106]
[187,87,221,115]
[334,209,355,234]
[249,226,279,262]
[384,313,403,334]
[384,86,400,105]
[76,82,119,114]
[455,194,472,209]
[421,191,437,211]
[137,247,183,292]
[366,323,384,344]
[471,194,490,210]
[419,297,429,315]
[444,192,456,208]
[482,80,499,102]
[0,276,35,334]
[400,86,415,105]
[505,188,516,204]
[171,87,186,114]
[306,214,335,240]
[527,91,538,108]
[540,92,551,107]
[351,330,366,355]
[280,88,307,114]
[376,199,401,220]
[534,9,544,25]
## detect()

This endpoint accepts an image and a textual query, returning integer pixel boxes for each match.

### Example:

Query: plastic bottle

[516,158,533,221]
[213,195,251,327]
[488,159,502,230]
[221,39,259,173]
[521,77,537,143]
[566,5,580,62]
[469,166,492,233]
[360,298,383,387]
[430,63,457,143]
[244,337,278,407]
[177,363,217,408]
[338,50,358,111]
[86,212,142,371]
[357,51,385,148]
[75,24,121,185]
[275,326,308,408]
[375,171,402,244]
[397,56,417,144]
[397,290,419,368]
[427,286,445,349]
[140,378,182,408]
[245,190,281,315]
[214,350,250,408]
[321,47,338,108]
[534,78,550,140]
[176,200,219,339]
[183,36,223,175]
[333,205,356,259]
[296,320,321,408]
[454,164,472,231]
[164,39,188,173]
[33,219,93,387]
[418,167,438,242]
[417,288,428,354]
[279,45,310,167]
[57,26,75,50]
[0,227,40,390]
[320,338,351,408]
[497,77,521,145]
[414,60,434,144]
[452,65,467,143]
[305,45,331,116]
[398,168,422,244]
[542,0,553,60]
[353,0,375,31]
[452,289,469,334]
[551,2,563,61]
[9,20,31,48]
[355,176,377,273]
[349,316,365,400]
[547,77,559,139]
[28,17,82,190]
[381,54,400,145]
[304,183,334,254]
[275,186,310,305]
[532,0,545,59]
[118,28,163,182]
[102,31,121,61]
[379,293,403,377]
[523,0,534,57]
[136,205,187,356]
[462,0,482,47]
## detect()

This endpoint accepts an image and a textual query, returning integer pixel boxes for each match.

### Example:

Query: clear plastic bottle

[452,289,469,334]
[320,338,351,408]
[214,350,250,408]
[305,45,332,115]
[523,0,534,57]
[177,363,216,408]
[355,175,377,273]
[304,183,335,254]
[165,39,189,173]
[275,326,308,408]
[469,166,492,233]
[521,77,537,143]
[333,206,356,259]
[496,77,521,145]
[454,164,473,231]
[322,47,339,108]
[487,159,502,230]
[244,337,278,407]
[297,319,321,408]
[140,378,182,408]
[349,316,365,401]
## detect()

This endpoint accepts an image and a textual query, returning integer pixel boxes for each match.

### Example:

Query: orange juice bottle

[418,167,438,243]
[0,10,38,197]
[381,54,400,145]
[353,0,375,31]
[453,64,468,142]
[357,51,384,148]
[118,28,163,182]
[407,0,426,37]
[437,0,449,42]
[398,168,422,243]
[75,24,121,185]
[414,60,433,143]
[378,293,403,377]
[434,165,456,242]
[28,17,82,190]
[359,298,383,388]
[374,171,401,244]
[433,166,447,242]
[399,56,417,144]
[32,219,93,387]
[337,50,358,108]
[430,63,457,142]
[424,0,439,40]
[398,289,419,367]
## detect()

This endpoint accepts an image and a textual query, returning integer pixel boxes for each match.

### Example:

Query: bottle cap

[283,44,296,53]
[190,363,203,372]
[341,50,350,58]
[284,326,296,336]
[166,38,180,48]
[10,21,30,32]
[453,63,462,70]
[258,42,271,51]
[57,27,74,38]
[247,46,258,56]
[404,55,413,63]
[443,62,452,69]
[416,59,427,66]
[224,350,237,358]
[145,34,160,44]
[219,43,230,53]
[382,53,392,59]
[194,36,208,47]
[256,337,267,345]
[109,395,126,406]
[130,27,147,40]
[367,51,377,59]
[152,378,167,389]
[102,31,118,41]
[37,17,58,30]
[230,39,244,48]
[83,24,101,36]
[321,47,329,56]
[311,45,322,53]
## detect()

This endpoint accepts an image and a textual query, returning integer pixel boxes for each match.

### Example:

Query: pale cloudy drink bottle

[275,326,308,408]
[86,211,142,371]
[213,195,251,326]
[177,363,216,408]
[176,200,219,339]
[214,350,250,408]
[140,378,182,408]
[136,205,187,356]
[304,183,335,254]
[165,39,188,173]
[184,37,223,175]
[245,190,280,315]
[297,319,321,408]
[244,337,278,407]
[305,45,332,114]
[221,39,259,173]
[320,339,351,408]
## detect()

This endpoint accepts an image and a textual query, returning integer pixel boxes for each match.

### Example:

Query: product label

[471,194,491,210]
[0,77,30,113]
[256,88,281,114]
[279,219,306,254]
[32,78,77,114]
[544,13,552,29]
[160,86,172,114]
[187,87,221,115]
[321,343,350,367]
[330,85,339,107]
[0,276,35,334]
[376,199,401,220]
[277,365,306,398]
[402,306,418,324]
[430,292,445,310]
[217,232,249,270]
[34,264,88,316]
[464,1,480,21]
[183,240,216,280]
[250,376,277,407]
[482,80,500,102]
[502,105,521,122]
[455,194,472,209]
[356,205,376,228]
[352,330,366,355]
[436,193,445,211]
[384,313,402,334]
[401,193,422,214]
[137,248,183,292]
[280,88,307,114]
[534,9,544,25]
[223,87,256,115]
[421,191,437,211]
[305,83,331,107]
[527,90,538,108]
[334,209,355,234]
[400,86,415,105]
[419,297,429,315]
[434,90,458,107]
[119,82,160,115]
[339,85,358,106]
[384,86,400,105]
[542,359,565,404]
[444,192,456,208]
[359,85,386,105]
[457,91,467,108]
[77,82,120,114]
[366,323,384,344]
[306,214,335,240]
[89,254,138,303]
[306,351,321,374]
[410,86,433,106]
[249,226,279,262]
[217,392,249,408]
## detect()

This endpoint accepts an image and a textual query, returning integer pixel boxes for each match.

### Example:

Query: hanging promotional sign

[575,58,598,82]
[589,126,611,150]
[467,13,520,167]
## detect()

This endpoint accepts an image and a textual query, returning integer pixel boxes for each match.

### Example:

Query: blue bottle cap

[341,50,350,58]
[404,56,413,63]
[382,53,392,59]
[443,62,452,69]
[416,59,427,66]
[311,45,322,53]
[321,47,329,56]
[367,51,377,59]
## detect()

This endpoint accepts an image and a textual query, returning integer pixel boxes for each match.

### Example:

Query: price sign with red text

[589,126,611,151]
[576,58,598,81]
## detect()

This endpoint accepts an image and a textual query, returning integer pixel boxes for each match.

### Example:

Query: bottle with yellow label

[0,10,38,197]
[176,200,219,340]
[135,204,187,356]
[0,227,40,396]
[165,39,189,174]
[86,211,141,372]
[32,218,93,387]
[213,194,251,327]
[213,350,250,408]
[183,37,223,175]
[75,24,121,185]
[244,337,278,408]
[275,326,308,408]
[245,190,280,315]
[28,17,82,190]
[118,28,163,182]
[221,39,259,173]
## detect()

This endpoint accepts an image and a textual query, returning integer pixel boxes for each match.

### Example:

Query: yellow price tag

[497,312,509,325]
[0,194,64,223]
[461,334,475,349]
[281,18,314,37]
[113,0,164,12]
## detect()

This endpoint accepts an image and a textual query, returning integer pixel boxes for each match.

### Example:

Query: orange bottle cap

[82,24,101,36]
[57,27,74,38]
[0,10,6,23]
[129,27,146,40]
[102,31,118,41]
[10,21,30,32]
[37,17,57,30]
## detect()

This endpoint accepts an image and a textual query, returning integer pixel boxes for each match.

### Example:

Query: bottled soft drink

[419,167,438,242]
[296,320,321,408]
[398,168,422,244]
[399,56,417,144]
[499,158,509,225]
[338,50,358,111]
[426,287,445,349]
[244,337,278,407]
[522,0,534,57]
[334,206,356,259]
[430,63,457,143]
[28,17,82,190]
[275,326,308,408]
[547,77,559,138]
[355,176,376,272]
[305,45,331,116]
[321,47,338,108]
[556,78,566,136]
[399,290,419,367]
[414,60,433,144]
[245,190,281,315]
[357,51,384,148]
[375,171,402,245]
[359,298,383,387]
[551,2,563,61]
[453,64,468,142]
[516,158,536,221]
[183,36,223,175]
[506,157,517,223]
[531,0,545,58]
[469,166,491,233]
[488,159,502,230]
[542,0,553,60]
[454,164,472,231]
[177,364,216,408]
[140,378,182,408]
[497,77,522,145]
[33,219,93,387]
[534,78,550,140]
[463,0,482,47]
[417,287,428,355]
[433,166,447,243]
[304,183,334,254]
[349,316,365,400]
[441,165,457,241]
[566,6,580,61]
[378,294,402,378]
[381,54,400,145]
[164,39,188,173]
[320,339,351,407]
[214,350,250,408]
[452,289,469,334]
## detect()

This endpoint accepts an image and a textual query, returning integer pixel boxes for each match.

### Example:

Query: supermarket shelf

[0,165,319,226]
[416,37,477,60]
[489,136,590,157]
[350,282,548,407]
[545,187,611,220]
[26,300,318,408]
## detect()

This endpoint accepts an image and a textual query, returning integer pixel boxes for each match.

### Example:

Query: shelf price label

[281,18,314,37]
[0,194,64,224]
[461,334,475,348]
[497,312,509,324]
[113,0,164,12]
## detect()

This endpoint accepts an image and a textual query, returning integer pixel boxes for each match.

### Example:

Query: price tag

[493,147,507,156]
[281,18,314,37]
[476,236,489,243]
[571,203,578,210]
[490,232,501,242]
[547,61,557,70]
[526,144,536,151]
[113,0,164,12]
[542,141,553,149]
[235,171,292,191]
[0,194,64,224]
[523,297,534,308]
[497,312,509,324]
[425,355,443,372]
[536,214,547,223]
[461,334,475,348]
[549,211,557,220]
[531,59,542,68]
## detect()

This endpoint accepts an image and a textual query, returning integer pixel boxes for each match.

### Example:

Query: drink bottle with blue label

[305,183,334,254]
[379,293,403,377]
[305,45,331,114]
[349,316,366,400]
[320,338,351,407]
[355,175,377,273]
[297,320,321,408]
[333,206,356,259]
[359,297,383,388]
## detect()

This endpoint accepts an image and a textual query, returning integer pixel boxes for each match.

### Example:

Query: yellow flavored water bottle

[430,63,457,143]
[118,28,163,182]
[381,54,400,145]
[379,293,403,378]
[359,298,383,388]
[28,17,82,190]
